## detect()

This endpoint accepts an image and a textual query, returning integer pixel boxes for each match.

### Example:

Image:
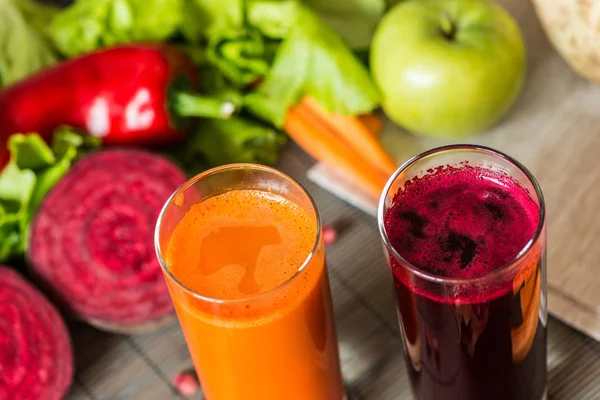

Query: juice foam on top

[166,190,316,300]
[384,165,540,280]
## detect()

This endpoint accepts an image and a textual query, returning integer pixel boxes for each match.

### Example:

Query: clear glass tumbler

[155,164,345,400]
[378,145,547,400]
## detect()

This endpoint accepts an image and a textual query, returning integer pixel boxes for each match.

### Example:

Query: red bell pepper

[0,44,237,168]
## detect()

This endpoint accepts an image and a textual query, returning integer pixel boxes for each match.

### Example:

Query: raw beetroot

[173,370,201,396]
[28,149,186,334]
[0,266,73,400]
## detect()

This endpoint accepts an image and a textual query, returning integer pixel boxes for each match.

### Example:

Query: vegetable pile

[0,44,236,168]
[0,0,397,262]
[0,0,531,395]
[0,266,73,400]
[0,0,404,396]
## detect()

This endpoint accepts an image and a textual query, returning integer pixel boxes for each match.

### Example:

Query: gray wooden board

[64,0,600,397]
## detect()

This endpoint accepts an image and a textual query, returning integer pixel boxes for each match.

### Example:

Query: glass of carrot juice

[155,164,345,400]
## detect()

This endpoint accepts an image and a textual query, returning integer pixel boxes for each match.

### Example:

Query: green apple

[370,0,526,138]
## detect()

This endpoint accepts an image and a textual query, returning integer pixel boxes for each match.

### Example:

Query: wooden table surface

[64,0,600,398]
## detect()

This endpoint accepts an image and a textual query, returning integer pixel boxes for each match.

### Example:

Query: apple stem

[440,13,456,40]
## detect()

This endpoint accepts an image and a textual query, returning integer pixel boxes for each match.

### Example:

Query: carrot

[358,113,384,137]
[302,97,397,177]
[284,105,388,200]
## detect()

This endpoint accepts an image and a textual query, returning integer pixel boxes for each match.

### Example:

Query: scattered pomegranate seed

[322,225,338,245]
[173,370,200,396]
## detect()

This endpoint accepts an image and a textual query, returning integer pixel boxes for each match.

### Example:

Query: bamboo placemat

[48,0,600,397]
[62,143,600,400]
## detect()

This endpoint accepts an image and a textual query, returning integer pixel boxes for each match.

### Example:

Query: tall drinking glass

[155,164,345,400]
[378,145,547,400]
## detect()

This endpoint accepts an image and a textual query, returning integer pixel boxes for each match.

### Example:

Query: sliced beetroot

[28,149,186,334]
[0,266,73,400]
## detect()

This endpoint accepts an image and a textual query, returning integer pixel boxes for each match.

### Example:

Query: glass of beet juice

[378,145,547,400]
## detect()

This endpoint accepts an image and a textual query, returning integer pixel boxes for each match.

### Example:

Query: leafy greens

[43,0,383,126]
[304,0,387,50]
[0,0,382,219]
[180,117,286,173]
[244,3,381,127]
[181,0,393,46]
[206,27,270,88]
[0,0,57,87]
[0,129,100,261]
[173,64,287,172]
[50,0,183,57]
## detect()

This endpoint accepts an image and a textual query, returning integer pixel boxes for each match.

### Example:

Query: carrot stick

[358,113,383,137]
[302,97,397,177]
[284,105,388,200]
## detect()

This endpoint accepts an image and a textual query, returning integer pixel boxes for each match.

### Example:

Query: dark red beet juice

[383,162,546,400]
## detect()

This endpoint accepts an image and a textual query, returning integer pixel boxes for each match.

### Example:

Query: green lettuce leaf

[9,134,56,171]
[304,0,386,50]
[0,0,57,87]
[180,117,287,172]
[166,63,286,173]
[181,0,241,41]
[182,0,389,45]
[246,0,298,39]
[206,27,270,87]
[30,128,101,214]
[182,0,298,42]
[50,0,183,57]
[0,129,100,262]
[12,0,59,35]
[0,163,36,214]
[0,214,22,262]
[244,4,380,127]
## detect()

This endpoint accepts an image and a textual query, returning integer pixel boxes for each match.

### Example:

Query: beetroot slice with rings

[28,149,187,334]
[0,266,73,400]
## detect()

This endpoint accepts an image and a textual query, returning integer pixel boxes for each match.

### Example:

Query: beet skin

[28,149,186,334]
[0,266,73,400]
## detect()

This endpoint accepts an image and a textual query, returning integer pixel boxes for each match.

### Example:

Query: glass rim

[154,163,322,304]
[377,144,546,286]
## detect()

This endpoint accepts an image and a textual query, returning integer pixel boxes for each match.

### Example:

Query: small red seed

[173,370,200,396]
[322,225,338,245]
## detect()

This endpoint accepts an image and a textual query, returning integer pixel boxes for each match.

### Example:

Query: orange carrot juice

[156,166,345,400]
